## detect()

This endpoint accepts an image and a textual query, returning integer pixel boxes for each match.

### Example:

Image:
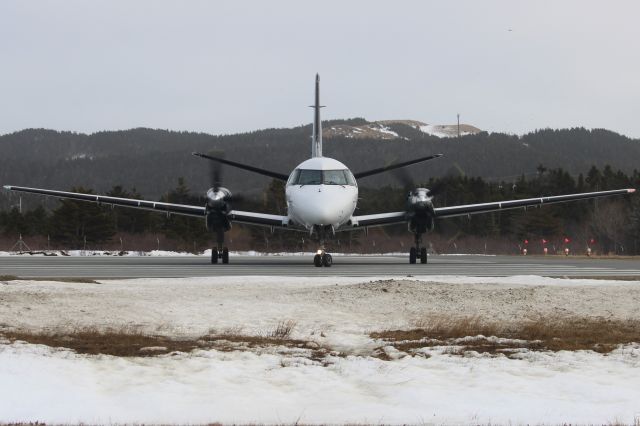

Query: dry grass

[0,275,99,283]
[371,316,640,356]
[0,275,19,281]
[563,275,640,281]
[268,320,297,339]
[0,321,330,359]
[2,326,196,357]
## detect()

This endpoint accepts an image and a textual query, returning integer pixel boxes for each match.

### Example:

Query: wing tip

[3,185,12,190]
[628,188,636,194]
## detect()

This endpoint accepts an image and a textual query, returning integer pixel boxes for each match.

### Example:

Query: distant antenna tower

[10,196,31,252]
[11,234,31,253]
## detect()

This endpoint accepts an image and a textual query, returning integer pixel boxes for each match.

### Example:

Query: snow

[67,153,94,160]
[420,124,474,138]
[1,275,640,424]
[373,124,399,137]
[2,342,639,424]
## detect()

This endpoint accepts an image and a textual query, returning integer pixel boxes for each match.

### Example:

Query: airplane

[3,74,636,267]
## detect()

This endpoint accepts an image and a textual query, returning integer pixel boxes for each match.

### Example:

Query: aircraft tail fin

[310,74,324,157]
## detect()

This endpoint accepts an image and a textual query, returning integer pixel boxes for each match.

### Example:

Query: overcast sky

[1,1,639,137]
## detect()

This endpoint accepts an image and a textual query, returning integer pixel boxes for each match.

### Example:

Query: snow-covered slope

[323,119,482,140]
[419,122,482,138]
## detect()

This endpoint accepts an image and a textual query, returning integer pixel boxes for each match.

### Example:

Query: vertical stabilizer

[310,74,324,157]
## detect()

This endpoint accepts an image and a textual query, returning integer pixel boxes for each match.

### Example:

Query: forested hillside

[1,122,639,210]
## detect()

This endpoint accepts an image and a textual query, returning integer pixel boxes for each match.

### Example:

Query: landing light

[316,249,323,255]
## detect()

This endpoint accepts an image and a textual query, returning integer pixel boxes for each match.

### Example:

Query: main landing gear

[409,232,427,264]
[313,250,332,267]
[211,247,229,264]
[211,228,229,264]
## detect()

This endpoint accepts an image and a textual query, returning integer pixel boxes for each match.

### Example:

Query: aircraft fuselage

[285,156,358,230]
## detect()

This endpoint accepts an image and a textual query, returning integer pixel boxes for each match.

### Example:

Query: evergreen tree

[160,178,210,251]
[49,187,116,247]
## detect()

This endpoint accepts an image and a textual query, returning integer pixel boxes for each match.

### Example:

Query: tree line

[1,165,639,254]
[2,126,640,212]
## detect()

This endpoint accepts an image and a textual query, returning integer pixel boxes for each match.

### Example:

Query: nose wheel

[313,251,332,267]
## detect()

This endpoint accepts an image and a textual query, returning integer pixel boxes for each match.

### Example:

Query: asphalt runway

[2,254,640,279]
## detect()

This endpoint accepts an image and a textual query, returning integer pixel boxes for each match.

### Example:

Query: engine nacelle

[206,187,232,211]
[407,187,436,233]
[205,187,232,231]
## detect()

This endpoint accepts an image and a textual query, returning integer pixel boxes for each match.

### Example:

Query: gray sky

[1,0,639,137]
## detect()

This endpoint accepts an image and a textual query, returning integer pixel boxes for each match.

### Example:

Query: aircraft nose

[307,197,340,225]
[292,187,350,226]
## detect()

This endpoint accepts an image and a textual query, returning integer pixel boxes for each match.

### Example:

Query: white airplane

[4,75,636,266]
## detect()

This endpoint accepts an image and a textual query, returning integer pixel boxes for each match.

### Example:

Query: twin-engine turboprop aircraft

[4,75,636,266]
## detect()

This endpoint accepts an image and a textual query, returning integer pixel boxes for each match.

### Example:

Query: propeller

[428,163,466,197]
[203,151,243,209]
[210,153,222,192]
[391,161,466,199]
[391,166,415,193]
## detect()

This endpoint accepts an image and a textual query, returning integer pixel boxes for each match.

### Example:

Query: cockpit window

[289,169,357,186]
[297,169,322,185]
[345,170,357,186]
[323,170,348,185]
[287,169,300,186]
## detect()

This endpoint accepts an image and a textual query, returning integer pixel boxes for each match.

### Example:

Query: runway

[2,254,640,278]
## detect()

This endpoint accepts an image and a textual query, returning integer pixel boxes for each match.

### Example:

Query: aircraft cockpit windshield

[287,169,356,186]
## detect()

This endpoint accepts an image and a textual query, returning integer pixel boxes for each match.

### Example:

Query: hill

[1,121,639,209]
[323,119,482,140]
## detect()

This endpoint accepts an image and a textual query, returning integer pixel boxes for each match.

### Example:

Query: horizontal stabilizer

[192,152,289,181]
[353,154,443,179]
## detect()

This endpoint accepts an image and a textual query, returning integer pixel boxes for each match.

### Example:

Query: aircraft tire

[420,248,427,264]
[322,253,332,267]
[313,254,323,267]
[409,247,417,264]
[211,249,218,264]
[222,247,229,264]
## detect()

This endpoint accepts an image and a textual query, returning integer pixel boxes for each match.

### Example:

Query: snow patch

[67,153,94,161]
[420,124,476,138]
[372,124,399,137]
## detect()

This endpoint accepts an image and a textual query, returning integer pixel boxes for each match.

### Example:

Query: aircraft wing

[434,188,635,218]
[348,188,635,228]
[349,211,407,227]
[4,185,206,217]
[4,185,293,229]
[228,210,290,228]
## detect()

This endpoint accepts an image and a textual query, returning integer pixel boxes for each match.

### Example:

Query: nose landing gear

[314,250,332,267]
[312,225,333,267]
